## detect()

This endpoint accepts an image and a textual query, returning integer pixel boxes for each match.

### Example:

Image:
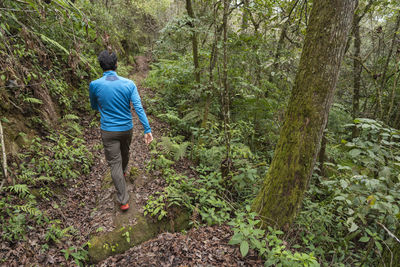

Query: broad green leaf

[229,233,243,245]
[340,180,348,189]
[349,149,362,157]
[359,236,370,242]
[349,222,358,232]
[334,196,346,201]
[240,240,249,257]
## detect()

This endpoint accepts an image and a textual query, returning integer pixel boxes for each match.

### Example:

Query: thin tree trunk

[395,102,400,128]
[186,0,201,84]
[269,23,288,83]
[221,0,232,177]
[202,3,222,128]
[352,14,362,138]
[379,11,400,120]
[386,63,400,125]
[241,0,249,31]
[317,127,327,177]
[0,120,9,189]
[251,0,357,229]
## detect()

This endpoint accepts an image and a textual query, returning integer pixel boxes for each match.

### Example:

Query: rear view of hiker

[89,50,153,211]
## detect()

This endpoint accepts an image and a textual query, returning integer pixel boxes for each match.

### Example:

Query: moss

[128,166,140,183]
[88,209,190,263]
[101,170,113,190]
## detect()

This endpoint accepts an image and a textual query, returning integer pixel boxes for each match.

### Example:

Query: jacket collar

[103,70,117,76]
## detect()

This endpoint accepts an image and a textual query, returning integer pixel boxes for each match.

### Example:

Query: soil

[0,56,263,266]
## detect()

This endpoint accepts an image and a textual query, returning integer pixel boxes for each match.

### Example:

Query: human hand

[144,132,153,145]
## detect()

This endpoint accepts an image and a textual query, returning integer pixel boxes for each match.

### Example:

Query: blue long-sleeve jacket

[89,71,151,133]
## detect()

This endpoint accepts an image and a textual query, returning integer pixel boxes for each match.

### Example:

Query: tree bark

[252,0,357,229]
[352,14,362,138]
[186,0,201,84]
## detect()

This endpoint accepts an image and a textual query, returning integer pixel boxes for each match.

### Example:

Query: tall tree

[252,0,358,229]
[186,0,200,83]
[221,0,232,176]
[352,1,374,138]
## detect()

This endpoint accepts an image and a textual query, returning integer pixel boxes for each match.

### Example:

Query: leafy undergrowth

[0,115,111,266]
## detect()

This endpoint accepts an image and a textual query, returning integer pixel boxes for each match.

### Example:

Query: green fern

[35,175,56,184]
[14,204,42,217]
[63,114,80,121]
[23,97,43,105]
[183,108,217,125]
[158,137,190,161]
[7,184,30,197]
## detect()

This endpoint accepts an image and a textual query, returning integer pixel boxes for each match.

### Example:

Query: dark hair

[98,50,117,71]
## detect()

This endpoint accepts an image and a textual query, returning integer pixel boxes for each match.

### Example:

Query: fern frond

[39,33,69,54]
[158,137,190,161]
[174,142,190,161]
[35,175,56,184]
[63,114,80,121]
[14,204,42,216]
[7,184,30,197]
[23,97,43,105]
[183,109,203,124]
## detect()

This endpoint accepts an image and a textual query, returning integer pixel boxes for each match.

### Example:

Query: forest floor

[1,56,263,266]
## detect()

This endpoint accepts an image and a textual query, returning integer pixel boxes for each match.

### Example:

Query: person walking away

[89,50,153,211]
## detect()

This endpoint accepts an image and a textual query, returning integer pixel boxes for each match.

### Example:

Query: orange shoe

[120,203,129,211]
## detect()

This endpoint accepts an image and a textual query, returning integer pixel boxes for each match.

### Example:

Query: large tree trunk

[186,0,200,84]
[251,0,357,229]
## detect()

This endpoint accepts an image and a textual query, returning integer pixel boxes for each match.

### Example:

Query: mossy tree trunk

[252,0,357,229]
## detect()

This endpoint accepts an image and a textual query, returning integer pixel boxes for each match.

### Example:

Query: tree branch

[377,222,400,244]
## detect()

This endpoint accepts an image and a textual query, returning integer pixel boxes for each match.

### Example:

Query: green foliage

[292,119,400,265]
[1,213,27,242]
[6,184,30,198]
[228,207,266,257]
[145,140,232,225]
[1,130,93,245]
[143,193,168,220]
[22,97,43,105]
[45,220,71,243]
[61,246,89,267]
[158,136,190,161]
[228,207,319,266]
[1,0,100,121]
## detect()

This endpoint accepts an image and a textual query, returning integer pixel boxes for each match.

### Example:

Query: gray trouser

[101,129,133,205]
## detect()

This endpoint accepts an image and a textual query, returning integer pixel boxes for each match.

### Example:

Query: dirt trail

[96,57,263,266]
[93,56,170,230]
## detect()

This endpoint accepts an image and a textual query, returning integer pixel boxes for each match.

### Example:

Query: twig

[377,222,400,244]
[0,120,8,190]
